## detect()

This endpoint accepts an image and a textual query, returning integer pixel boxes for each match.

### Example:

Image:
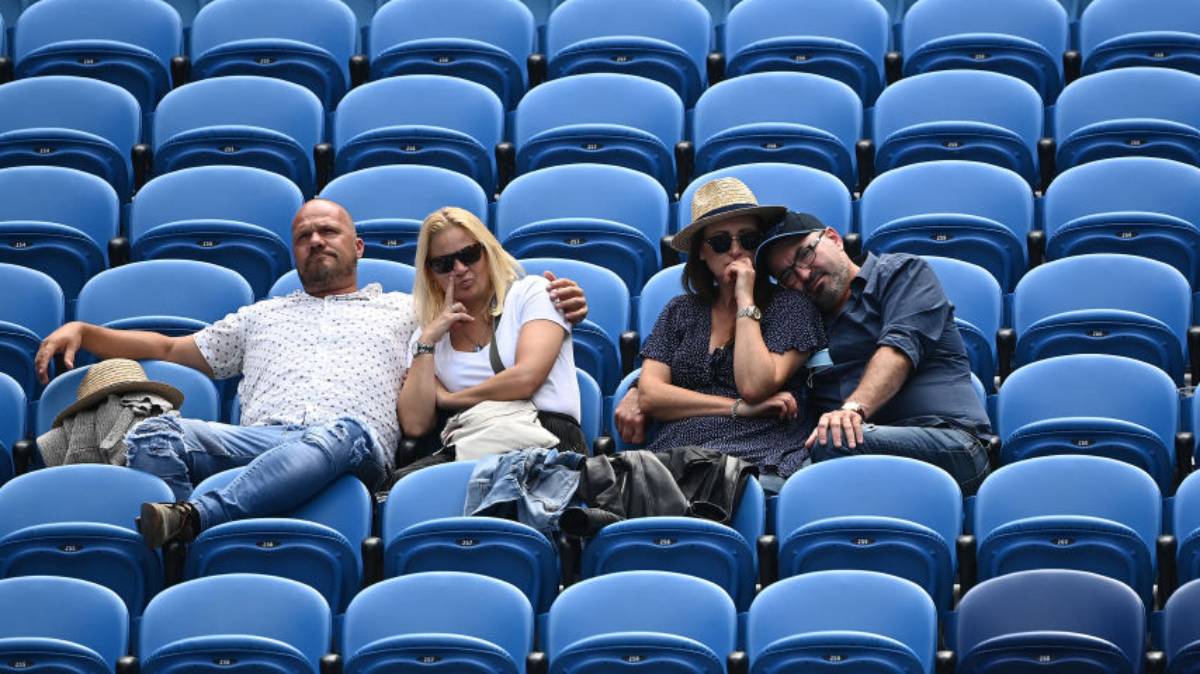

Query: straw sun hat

[670,177,787,253]
[52,359,184,428]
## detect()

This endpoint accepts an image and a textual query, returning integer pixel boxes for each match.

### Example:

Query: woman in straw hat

[635,178,826,478]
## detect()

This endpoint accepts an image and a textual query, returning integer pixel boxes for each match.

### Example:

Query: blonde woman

[399,207,585,453]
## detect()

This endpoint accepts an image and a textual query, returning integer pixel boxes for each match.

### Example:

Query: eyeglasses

[427,242,484,274]
[774,231,825,285]
[704,230,765,255]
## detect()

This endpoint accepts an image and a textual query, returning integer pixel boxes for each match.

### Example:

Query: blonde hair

[413,207,523,326]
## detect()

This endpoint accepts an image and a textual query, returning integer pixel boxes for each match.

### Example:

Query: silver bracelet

[731,398,743,419]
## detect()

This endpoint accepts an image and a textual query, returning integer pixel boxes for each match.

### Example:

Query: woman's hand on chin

[423,280,474,343]
[725,258,757,306]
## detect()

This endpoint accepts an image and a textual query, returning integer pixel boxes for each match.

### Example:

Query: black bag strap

[489,313,504,375]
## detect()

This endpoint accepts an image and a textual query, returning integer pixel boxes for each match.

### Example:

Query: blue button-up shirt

[809,253,992,435]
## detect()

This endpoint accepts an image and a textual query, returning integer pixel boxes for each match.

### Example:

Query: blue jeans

[125,415,388,530]
[809,424,990,495]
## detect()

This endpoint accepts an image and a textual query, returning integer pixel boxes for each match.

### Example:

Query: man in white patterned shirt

[35,199,589,548]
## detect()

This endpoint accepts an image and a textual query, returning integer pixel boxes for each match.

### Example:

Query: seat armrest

[170,55,190,87]
[757,534,778,588]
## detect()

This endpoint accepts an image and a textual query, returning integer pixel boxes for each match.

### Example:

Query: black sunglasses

[704,230,765,255]
[427,242,484,274]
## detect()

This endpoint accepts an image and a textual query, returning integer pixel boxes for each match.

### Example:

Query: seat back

[677,163,851,236]
[924,256,1003,389]
[0,576,129,671]
[576,369,601,447]
[1080,0,1200,74]
[1172,473,1200,587]
[638,264,687,338]
[0,373,23,484]
[1164,575,1200,669]
[272,259,417,297]
[77,260,254,332]
[382,461,474,540]
[0,263,64,397]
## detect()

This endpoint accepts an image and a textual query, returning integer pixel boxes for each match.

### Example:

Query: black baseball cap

[754,211,827,271]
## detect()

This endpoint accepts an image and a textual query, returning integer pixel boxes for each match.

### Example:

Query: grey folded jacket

[37,392,176,467]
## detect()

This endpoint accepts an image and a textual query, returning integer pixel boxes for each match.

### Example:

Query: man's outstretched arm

[36,322,213,384]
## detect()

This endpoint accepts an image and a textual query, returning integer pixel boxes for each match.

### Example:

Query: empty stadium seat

[189,0,356,109]
[748,571,937,673]
[496,164,668,304]
[1080,0,1200,75]
[972,455,1161,605]
[545,0,710,108]
[1164,578,1200,672]
[0,76,140,200]
[693,71,862,189]
[14,0,181,113]
[873,70,1045,187]
[185,467,371,620]
[129,165,305,298]
[1172,473,1200,589]
[638,263,686,340]
[36,360,221,435]
[381,460,560,616]
[1011,254,1191,383]
[1054,67,1200,172]
[270,258,416,297]
[369,0,535,110]
[861,161,1034,292]
[925,257,1003,392]
[775,455,962,612]
[342,572,534,673]
[677,164,851,239]
[139,574,331,673]
[576,368,601,448]
[0,264,63,401]
[0,166,116,312]
[0,576,129,673]
[0,373,23,484]
[723,0,890,105]
[76,260,254,336]
[319,165,489,265]
[545,571,738,673]
[902,0,1069,102]
[152,77,324,196]
[0,465,174,627]
[954,569,1146,673]
[333,75,504,195]
[519,257,631,396]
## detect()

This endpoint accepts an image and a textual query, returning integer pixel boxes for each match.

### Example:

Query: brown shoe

[136,502,199,549]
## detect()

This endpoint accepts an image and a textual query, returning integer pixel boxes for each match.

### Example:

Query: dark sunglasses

[427,242,484,274]
[704,230,765,255]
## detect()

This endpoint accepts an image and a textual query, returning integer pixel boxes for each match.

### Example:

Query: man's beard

[300,252,353,288]
[807,262,851,312]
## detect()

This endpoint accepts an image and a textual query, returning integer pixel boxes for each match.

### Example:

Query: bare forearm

[399,356,440,436]
[847,345,912,416]
[77,323,174,361]
[440,365,545,410]
[638,378,736,421]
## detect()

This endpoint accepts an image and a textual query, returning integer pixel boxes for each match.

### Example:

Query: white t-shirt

[407,275,581,421]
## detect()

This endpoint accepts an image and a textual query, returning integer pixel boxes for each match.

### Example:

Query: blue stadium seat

[0,373,22,484]
[185,467,371,619]
[776,455,961,612]
[333,75,504,195]
[925,257,1002,392]
[0,167,117,312]
[1171,473,1200,589]
[1011,254,1191,383]
[189,0,356,110]
[139,574,331,674]
[545,571,738,673]
[693,71,862,189]
[270,258,416,297]
[369,0,535,110]
[545,0,710,108]
[724,0,890,105]
[0,76,139,200]
[902,0,1069,102]
[14,0,181,114]
[579,477,765,614]
[152,77,324,197]
[36,360,221,435]
[519,257,631,397]
[677,163,852,236]
[382,460,560,616]
[873,70,1044,186]
[747,570,937,673]
[998,354,1180,492]
[954,569,1146,673]
[77,260,254,337]
[1164,577,1200,672]
[1055,67,1200,172]
[342,572,534,673]
[0,264,63,401]
[973,455,1161,605]
[170,0,201,31]
[1080,0,1200,75]
[607,368,646,453]
[0,576,129,674]
[1044,157,1200,295]
[496,164,668,304]
[0,465,173,627]
[638,263,686,339]
[319,164,489,265]
[861,161,1034,293]
[129,165,305,298]
[576,368,601,448]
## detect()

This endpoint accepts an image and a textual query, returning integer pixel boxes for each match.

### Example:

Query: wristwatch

[414,342,436,357]
[841,401,868,419]
[736,305,762,321]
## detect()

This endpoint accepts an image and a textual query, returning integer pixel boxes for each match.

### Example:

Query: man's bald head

[291,198,363,297]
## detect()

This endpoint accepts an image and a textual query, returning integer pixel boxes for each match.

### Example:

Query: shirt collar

[852,253,878,287]
[289,282,384,302]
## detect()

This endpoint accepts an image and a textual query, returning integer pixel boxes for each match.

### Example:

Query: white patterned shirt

[193,283,417,466]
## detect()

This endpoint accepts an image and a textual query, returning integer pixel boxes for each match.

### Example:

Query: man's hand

[805,408,864,450]
[35,322,86,385]
[543,271,588,325]
[615,387,647,444]
[742,391,798,420]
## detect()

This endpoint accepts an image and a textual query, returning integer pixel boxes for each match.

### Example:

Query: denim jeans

[125,415,388,530]
[809,424,990,495]
[465,448,585,536]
